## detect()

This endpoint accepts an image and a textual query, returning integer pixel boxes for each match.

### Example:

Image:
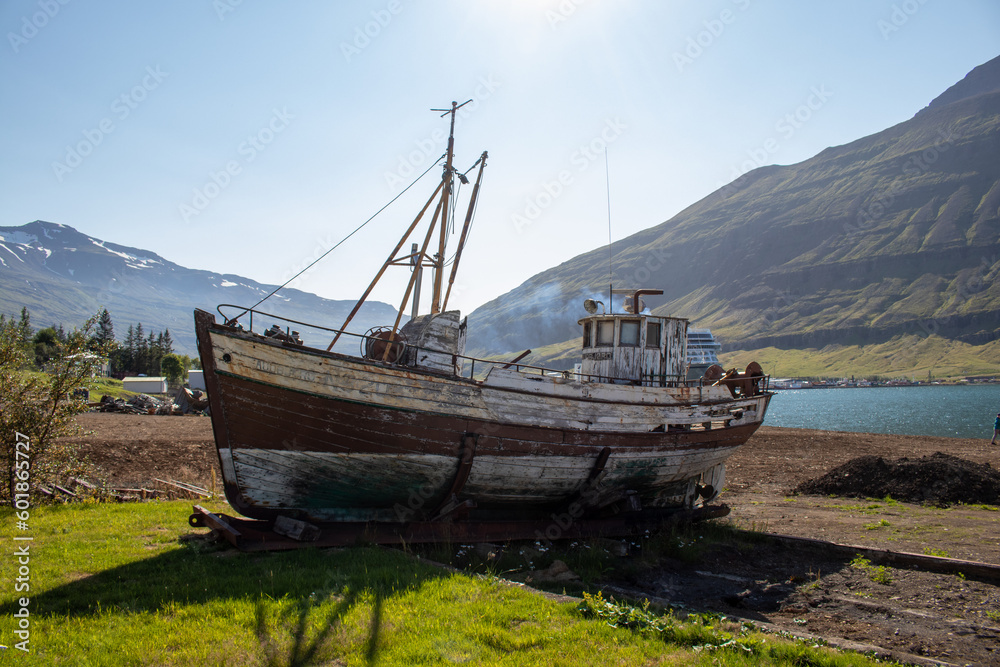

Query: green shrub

[0,314,106,503]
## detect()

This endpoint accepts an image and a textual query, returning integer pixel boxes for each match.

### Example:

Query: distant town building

[187,370,206,391]
[123,376,167,394]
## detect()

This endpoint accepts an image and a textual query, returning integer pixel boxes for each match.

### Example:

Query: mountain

[0,220,399,354]
[466,55,1000,365]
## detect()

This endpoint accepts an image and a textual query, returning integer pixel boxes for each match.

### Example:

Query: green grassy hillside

[721,335,1000,380]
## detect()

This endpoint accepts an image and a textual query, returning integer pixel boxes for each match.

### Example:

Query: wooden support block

[272,515,321,542]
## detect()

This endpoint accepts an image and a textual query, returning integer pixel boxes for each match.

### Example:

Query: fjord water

[764,385,1000,439]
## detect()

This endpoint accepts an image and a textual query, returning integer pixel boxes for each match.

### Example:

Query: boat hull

[195,310,771,525]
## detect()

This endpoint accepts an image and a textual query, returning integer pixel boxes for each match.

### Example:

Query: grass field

[85,377,140,402]
[0,501,885,666]
[722,334,1000,380]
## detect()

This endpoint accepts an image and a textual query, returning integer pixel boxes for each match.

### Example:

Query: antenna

[605,148,613,313]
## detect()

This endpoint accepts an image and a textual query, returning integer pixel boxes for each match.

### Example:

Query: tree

[146,331,159,376]
[33,327,62,367]
[95,309,115,346]
[160,329,174,356]
[134,323,147,374]
[17,307,32,349]
[1,313,106,504]
[160,353,185,387]
[123,324,136,373]
[177,354,201,371]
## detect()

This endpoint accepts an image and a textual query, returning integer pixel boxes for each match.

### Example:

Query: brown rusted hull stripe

[213,370,761,458]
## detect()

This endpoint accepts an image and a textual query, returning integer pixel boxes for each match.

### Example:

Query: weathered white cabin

[578,313,688,386]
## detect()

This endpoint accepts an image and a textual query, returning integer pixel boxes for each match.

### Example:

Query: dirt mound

[794,451,1000,506]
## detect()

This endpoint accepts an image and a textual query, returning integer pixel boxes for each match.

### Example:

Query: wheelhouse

[578,312,688,386]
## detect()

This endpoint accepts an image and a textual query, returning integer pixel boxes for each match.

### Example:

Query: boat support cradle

[188,503,730,552]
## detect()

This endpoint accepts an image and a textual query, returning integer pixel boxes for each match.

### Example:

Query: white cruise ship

[687,328,722,380]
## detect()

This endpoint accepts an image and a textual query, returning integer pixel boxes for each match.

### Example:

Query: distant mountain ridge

[0,220,399,354]
[466,55,1000,365]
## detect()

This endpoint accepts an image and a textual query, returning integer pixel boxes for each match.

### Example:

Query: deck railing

[215,304,769,392]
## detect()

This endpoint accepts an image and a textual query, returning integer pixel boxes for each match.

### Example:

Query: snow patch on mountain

[0,243,25,262]
[0,231,38,246]
[90,238,162,269]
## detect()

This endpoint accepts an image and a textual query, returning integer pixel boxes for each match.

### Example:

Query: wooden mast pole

[328,100,472,352]
[442,150,487,313]
[429,99,471,314]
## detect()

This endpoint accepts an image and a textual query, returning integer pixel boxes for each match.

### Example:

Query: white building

[123,376,167,394]
[187,370,206,391]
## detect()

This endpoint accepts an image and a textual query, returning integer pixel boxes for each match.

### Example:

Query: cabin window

[620,320,640,347]
[596,320,614,346]
[582,321,592,348]
[646,322,661,348]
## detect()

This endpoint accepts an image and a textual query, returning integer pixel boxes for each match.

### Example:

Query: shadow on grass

[3,538,446,665]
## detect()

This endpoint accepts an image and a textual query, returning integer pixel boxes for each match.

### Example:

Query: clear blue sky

[2,1,998,315]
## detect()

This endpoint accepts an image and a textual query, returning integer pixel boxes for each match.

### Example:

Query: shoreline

[754,423,992,441]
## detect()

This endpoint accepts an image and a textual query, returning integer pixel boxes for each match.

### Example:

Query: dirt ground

[653,427,1000,666]
[69,413,222,491]
[66,415,1000,665]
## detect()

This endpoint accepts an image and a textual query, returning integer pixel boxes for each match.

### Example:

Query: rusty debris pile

[96,388,209,416]
[794,452,1000,507]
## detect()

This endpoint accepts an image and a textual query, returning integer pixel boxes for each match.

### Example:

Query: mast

[326,100,479,352]
[429,99,471,314]
[442,150,487,313]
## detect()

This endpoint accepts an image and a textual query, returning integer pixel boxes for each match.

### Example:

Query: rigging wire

[606,148,613,311]
[440,157,486,268]
[230,154,446,322]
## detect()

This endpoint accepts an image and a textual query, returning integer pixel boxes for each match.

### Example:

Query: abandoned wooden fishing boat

[192,102,772,545]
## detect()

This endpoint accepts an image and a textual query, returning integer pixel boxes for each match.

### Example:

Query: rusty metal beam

[429,432,479,520]
[188,504,730,552]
